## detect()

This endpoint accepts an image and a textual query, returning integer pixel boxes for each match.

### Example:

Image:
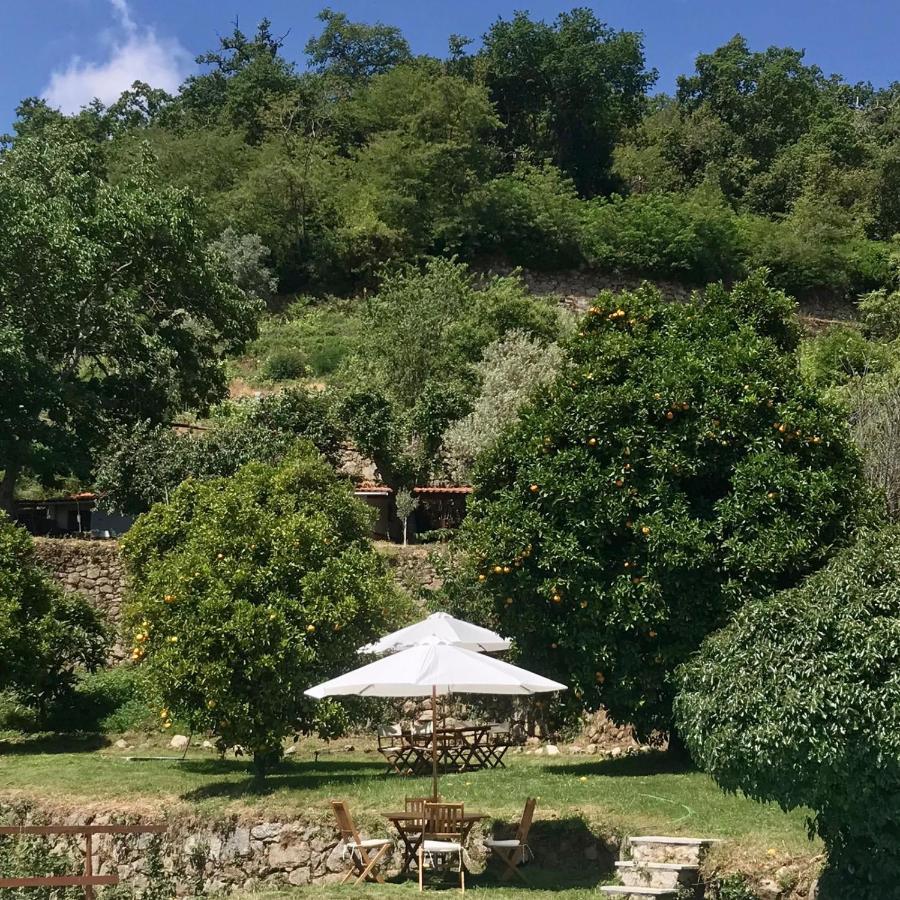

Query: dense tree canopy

[676,526,900,899]
[122,444,409,777]
[0,519,108,713]
[448,275,868,737]
[0,126,258,515]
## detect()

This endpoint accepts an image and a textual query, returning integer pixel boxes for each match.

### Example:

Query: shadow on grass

[0,732,109,755]
[544,748,694,778]
[180,757,388,801]
[411,818,612,893]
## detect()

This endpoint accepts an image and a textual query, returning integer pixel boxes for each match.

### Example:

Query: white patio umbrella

[357,611,511,655]
[306,636,566,798]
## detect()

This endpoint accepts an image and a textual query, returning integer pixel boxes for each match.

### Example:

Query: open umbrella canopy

[307,636,565,698]
[357,611,511,655]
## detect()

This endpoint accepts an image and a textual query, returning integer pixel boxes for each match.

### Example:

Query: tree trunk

[0,462,20,521]
[402,516,408,546]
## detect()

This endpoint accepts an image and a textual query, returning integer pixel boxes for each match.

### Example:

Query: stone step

[628,835,721,866]
[615,860,699,890]
[600,887,678,899]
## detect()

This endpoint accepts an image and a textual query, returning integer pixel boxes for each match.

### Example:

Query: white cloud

[43,0,191,113]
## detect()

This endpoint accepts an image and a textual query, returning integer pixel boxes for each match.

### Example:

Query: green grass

[238,300,364,385]
[0,739,814,857]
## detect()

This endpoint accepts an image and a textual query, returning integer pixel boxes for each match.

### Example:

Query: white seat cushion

[485,839,522,848]
[381,746,404,754]
[348,838,392,849]
[423,840,462,853]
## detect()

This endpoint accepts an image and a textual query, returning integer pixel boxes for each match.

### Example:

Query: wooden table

[403,724,499,774]
[382,810,486,875]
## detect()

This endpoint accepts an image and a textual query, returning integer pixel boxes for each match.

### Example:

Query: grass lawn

[0,736,815,859]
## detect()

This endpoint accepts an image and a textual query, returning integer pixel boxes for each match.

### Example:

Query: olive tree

[676,526,900,899]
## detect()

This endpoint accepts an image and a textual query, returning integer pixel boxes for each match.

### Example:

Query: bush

[472,161,586,268]
[0,519,109,717]
[121,443,411,778]
[45,667,155,734]
[799,325,894,392]
[262,347,309,381]
[447,273,868,737]
[582,189,745,284]
[676,526,900,900]
[442,331,565,482]
[859,287,900,342]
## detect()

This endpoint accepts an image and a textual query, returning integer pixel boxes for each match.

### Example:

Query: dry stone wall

[477,263,857,322]
[0,799,617,896]
[32,537,127,659]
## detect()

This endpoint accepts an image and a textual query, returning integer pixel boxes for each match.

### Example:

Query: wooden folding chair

[378,724,414,775]
[484,797,536,882]
[331,800,393,885]
[485,722,512,769]
[419,802,466,893]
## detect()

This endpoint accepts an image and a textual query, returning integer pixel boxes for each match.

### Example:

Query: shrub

[0,519,109,717]
[676,526,900,900]
[448,273,868,737]
[472,161,586,268]
[122,443,410,778]
[581,189,745,284]
[442,331,565,482]
[45,667,156,734]
[262,347,309,381]
[799,325,894,392]
[859,287,900,342]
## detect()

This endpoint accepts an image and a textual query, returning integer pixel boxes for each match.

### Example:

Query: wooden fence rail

[0,824,167,899]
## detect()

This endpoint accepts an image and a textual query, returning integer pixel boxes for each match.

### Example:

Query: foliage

[0,125,258,513]
[846,376,900,520]
[337,259,563,488]
[0,520,108,716]
[582,189,745,283]
[676,526,900,899]
[96,389,342,515]
[799,325,895,393]
[471,161,586,268]
[305,8,411,82]
[442,332,565,483]
[209,228,279,304]
[447,274,867,737]
[44,666,156,734]
[121,444,410,777]
[478,8,656,196]
[262,348,309,382]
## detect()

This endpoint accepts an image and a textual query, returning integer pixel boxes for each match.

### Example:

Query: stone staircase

[599,836,720,899]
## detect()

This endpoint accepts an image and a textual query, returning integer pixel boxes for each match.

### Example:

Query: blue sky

[2,1,898,131]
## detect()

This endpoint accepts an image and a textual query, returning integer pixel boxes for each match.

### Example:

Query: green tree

[178,19,299,141]
[95,390,343,515]
[337,259,562,489]
[675,526,900,899]
[442,331,565,483]
[209,227,278,304]
[122,444,409,779]
[305,8,411,83]
[0,519,108,716]
[479,8,655,196]
[0,126,258,516]
[448,274,867,738]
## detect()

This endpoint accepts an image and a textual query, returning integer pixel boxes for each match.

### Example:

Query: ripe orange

[529,484,540,494]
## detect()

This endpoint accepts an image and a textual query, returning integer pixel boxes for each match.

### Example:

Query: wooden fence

[0,824,167,899]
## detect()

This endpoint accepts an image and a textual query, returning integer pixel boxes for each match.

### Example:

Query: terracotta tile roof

[352,483,473,495]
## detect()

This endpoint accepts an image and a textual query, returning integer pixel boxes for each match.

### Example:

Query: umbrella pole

[431,685,438,800]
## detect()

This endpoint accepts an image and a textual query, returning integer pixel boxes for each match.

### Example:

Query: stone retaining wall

[476,263,858,322]
[0,800,617,896]
[32,537,127,659]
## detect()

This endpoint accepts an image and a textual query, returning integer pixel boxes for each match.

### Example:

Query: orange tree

[448,273,869,739]
[122,443,409,779]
